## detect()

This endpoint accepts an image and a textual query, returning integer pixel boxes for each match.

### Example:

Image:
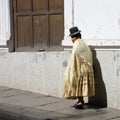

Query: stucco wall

[1,0,120,110]
[0,49,120,109]
[74,0,120,39]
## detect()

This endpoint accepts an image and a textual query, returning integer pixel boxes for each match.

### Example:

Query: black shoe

[74,102,84,109]
[75,104,84,109]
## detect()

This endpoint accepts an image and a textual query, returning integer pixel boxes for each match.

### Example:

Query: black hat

[69,27,81,36]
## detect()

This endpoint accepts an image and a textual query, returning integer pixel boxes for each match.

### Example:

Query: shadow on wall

[88,48,107,108]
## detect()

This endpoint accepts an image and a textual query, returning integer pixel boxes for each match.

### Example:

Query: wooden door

[10,0,64,51]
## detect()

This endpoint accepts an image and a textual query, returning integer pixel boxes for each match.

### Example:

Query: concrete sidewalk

[0,86,120,120]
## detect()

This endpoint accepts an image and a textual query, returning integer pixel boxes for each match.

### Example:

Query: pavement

[0,86,120,120]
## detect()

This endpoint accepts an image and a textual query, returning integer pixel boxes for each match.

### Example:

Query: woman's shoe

[74,100,84,109]
[75,103,84,109]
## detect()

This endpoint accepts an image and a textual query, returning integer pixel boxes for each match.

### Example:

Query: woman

[63,27,95,109]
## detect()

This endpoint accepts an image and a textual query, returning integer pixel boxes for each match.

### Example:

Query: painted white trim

[64,0,73,40]
[94,48,120,51]
[63,46,120,51]
[0,48,8,50]
[62,39,120,51]
[62,39,120,47]
[62,47,120,51]
[0,40,7,46]
[0,0,10,46]
[85,39,120,46]
[62,39,73,47]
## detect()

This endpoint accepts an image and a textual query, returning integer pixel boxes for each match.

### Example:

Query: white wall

[1,0,120,110]
[74,0,120,39]
[0,50,71,97]
[62,0,120,46]
[0,49,120,109]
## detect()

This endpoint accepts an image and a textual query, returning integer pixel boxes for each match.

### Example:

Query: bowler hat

[69,27,81,36]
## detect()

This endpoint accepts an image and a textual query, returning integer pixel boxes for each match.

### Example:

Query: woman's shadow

[88,47,107,108]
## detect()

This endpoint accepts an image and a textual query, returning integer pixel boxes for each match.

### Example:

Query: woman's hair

[71,33,81,38]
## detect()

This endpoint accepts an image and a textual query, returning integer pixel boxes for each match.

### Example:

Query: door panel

[49,14,64,49]
[17,0,32,12]
[49,0,64,10]
[33,0,48,11]
[33,15,48,49]
[17,16,32,48]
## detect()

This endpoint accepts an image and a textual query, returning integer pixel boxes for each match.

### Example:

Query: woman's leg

[77,97,84,103]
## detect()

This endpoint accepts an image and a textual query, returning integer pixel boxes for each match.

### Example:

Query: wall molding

[62,39,120,51]
[0,0,10,46]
